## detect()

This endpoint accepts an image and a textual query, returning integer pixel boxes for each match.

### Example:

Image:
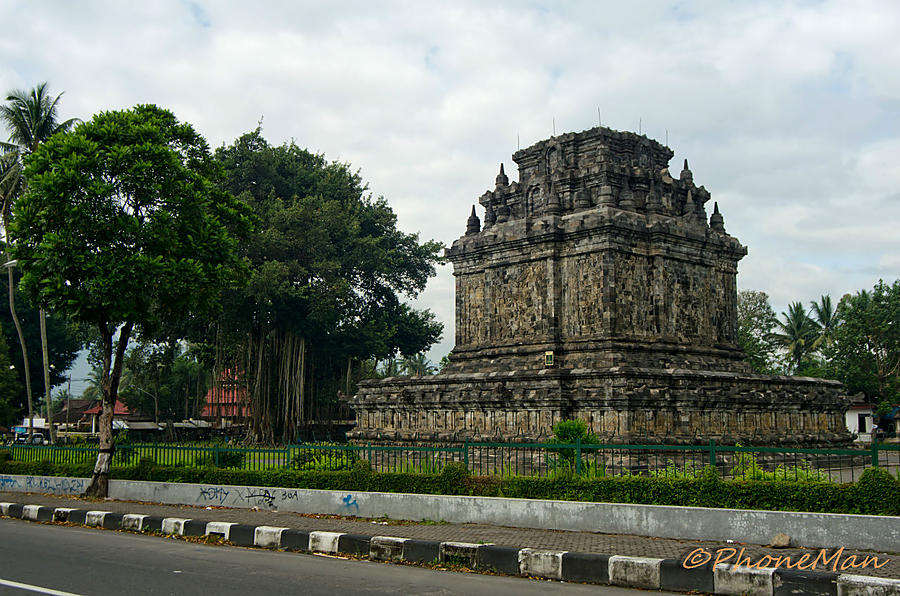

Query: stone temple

[349,126,850,445]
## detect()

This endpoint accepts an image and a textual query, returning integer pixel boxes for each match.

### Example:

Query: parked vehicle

[14,433,48,445]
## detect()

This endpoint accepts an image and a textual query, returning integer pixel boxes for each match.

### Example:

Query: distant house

[84,400,130,432]
[51,398,95,431]
[846,399,900,442]
[200,369,249,428]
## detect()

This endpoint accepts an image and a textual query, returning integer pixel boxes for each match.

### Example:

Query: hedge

[1,459,897,516]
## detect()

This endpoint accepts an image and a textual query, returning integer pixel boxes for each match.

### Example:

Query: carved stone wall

[351,369,848,445]
[350,126,850,445]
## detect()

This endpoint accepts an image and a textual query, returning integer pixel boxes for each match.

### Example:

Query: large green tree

[737,290,780,373]
[1,82,79,438]
[12,105,253,495]
[823,280,900,413]
[210,129,442,443]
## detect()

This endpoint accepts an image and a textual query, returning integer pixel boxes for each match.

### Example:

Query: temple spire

[466,205,481,235]
[709,201,726,233]
[495,162,509,188]
[680,158,693,183]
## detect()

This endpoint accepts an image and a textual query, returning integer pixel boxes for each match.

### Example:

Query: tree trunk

[84,321,134,497]
[40,309,55,444]
[4,246,33,438]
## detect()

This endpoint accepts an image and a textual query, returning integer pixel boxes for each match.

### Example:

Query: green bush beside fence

[1,459,897,516]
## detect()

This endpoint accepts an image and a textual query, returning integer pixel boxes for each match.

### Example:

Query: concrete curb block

[519,548,565,580]
[121,513,147,531]
[254,526,287,548]
[837,574,900,596]
[2,501,899,596]
[774,568,838,596]
[206,521,236,540]
[52,508,77,523]
[715,563,776,596]
[370,536,407,561]
[85,511,112,527]
[309,530,344,554]
[609,555,662,589]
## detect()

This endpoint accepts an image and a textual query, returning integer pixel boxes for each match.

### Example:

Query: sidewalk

[2,490,898,580]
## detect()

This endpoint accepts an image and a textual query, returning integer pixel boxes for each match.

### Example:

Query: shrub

[194,450,246,469]
[2,456,897,516]
[292,450,359,472]
[439,461,469,495]
[546,419,602,477]
[850,467,900,516]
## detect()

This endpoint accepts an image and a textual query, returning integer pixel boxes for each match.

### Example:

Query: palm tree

[809,295,838,349]
[1,82,79,440]
[401,352,435,376]
[378,358,403,378]
[774,302,820,372]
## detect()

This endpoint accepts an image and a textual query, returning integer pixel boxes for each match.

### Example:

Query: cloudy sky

[2,0,899,391]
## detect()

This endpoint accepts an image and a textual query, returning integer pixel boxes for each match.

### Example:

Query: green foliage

[292,451,358,472]
[14,104,253,332]
[2,457,898,516]
[550,419,598,444]
[849,467,900,516]
[11,104,252,481]
[194,449,246,469]
[546,419,600,475]
[649,460,705,479]
[439,461,469,495]
[119,339,208,421]
[113,432,136,465]
[0,322,22,426]
[774,301,821,373]
[728,451,831,482]
[204,129,444,441]
[737,290,780,374]
[0,272,83,414]
[823,280,900,410]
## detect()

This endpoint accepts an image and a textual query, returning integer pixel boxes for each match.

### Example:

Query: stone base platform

[348,367,851,446]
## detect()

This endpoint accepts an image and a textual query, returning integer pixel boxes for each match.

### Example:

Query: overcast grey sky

[2,0,899,392]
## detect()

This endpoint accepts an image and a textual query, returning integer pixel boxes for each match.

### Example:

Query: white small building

[846,404,874,442]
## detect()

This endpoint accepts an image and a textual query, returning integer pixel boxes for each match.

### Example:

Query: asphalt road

[0,518,680,595]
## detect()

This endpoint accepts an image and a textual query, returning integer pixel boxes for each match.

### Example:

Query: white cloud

[2,0,899,374]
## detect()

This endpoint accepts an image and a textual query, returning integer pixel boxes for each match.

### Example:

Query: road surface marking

[0,578,84,596]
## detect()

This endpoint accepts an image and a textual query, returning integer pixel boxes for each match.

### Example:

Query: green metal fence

[1,440,898,481]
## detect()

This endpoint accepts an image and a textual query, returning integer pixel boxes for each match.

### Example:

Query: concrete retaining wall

[1,473,898,552]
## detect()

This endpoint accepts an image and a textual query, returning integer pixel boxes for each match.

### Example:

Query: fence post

[463,439,469,471]
[575,437,582,475]
[871,435,879,468]
[708,439,717,468]
[213,444,220,467]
